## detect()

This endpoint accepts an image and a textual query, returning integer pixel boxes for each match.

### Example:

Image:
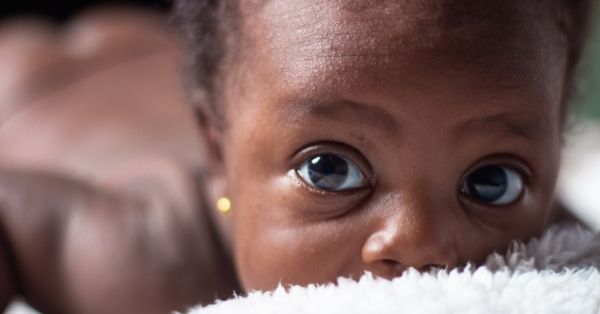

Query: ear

[197,108,224,171]
[192,90,229,202]
[192,91,235,244]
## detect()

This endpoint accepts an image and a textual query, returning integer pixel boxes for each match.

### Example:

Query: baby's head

[176,0,594,291]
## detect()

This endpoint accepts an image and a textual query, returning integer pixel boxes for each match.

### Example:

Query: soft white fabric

[186,224,600,314]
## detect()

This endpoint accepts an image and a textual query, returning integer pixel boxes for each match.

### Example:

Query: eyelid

[290,142,375,187]
[459,154,533,187]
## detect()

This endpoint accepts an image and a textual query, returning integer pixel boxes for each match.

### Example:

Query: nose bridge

[361,186,458,275]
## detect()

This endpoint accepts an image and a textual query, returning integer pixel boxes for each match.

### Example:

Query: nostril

[380,259,406,277]
[381,259,404,277]
[382,259,398,266]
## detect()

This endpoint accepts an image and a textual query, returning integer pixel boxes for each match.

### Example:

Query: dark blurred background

[0,0,170,22]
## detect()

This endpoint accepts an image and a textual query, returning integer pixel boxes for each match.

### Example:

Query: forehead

[247,0,540,57]
[225,0,567,140]
[241,0,563,85]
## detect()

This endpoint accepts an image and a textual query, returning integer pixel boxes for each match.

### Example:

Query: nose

[361,196,458,278]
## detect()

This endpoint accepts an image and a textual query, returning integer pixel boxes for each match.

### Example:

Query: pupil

[467,166,507,202]
[308,154,349,190]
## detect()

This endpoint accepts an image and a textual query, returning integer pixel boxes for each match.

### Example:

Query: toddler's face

[217,0,566,291]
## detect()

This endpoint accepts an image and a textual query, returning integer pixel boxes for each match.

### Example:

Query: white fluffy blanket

[186,224,600,314]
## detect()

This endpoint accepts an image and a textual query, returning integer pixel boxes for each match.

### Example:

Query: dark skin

[214,0,566,290]
[0,0,574,312]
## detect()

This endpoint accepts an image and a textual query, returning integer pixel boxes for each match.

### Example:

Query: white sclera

[490,167,523,205]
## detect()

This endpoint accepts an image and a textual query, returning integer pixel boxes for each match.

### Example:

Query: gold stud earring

[216,197,232,214]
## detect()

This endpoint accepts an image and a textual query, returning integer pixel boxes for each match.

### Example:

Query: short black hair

[174,0,240,127]
[173,0,596,122]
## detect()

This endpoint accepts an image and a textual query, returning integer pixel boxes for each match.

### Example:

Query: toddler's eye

[296,154,368,191]
[460,165,524,205]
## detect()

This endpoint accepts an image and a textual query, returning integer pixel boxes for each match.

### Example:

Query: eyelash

[461,156,532,186]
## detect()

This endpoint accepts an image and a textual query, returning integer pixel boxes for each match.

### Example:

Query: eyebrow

[454,112,548,143]
[281,99,547,143]
[283,100,400,136]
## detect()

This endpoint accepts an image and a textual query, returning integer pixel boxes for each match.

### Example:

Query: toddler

[0,0,595,313]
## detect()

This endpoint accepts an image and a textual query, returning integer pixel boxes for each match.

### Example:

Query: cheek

[229,193,365,291]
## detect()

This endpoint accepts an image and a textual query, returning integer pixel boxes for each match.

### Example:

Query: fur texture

[186,224,600,314]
